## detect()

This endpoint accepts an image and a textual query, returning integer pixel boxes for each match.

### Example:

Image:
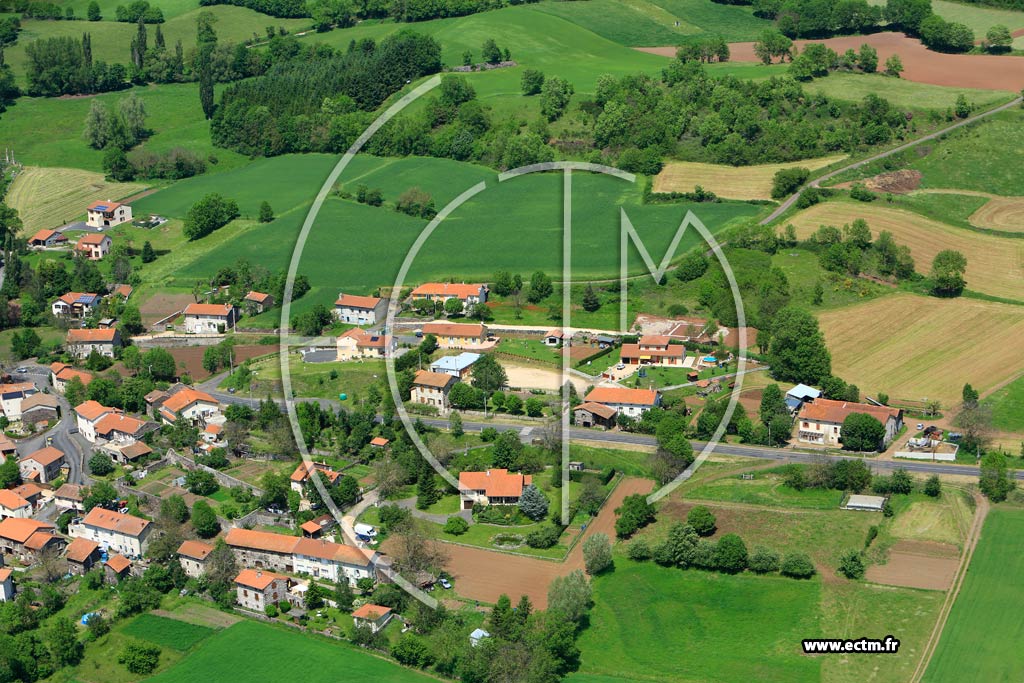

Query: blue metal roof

[430,352,480,373]
[786,383,821,400]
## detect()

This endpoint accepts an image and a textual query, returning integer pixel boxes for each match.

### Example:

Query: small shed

[104,554,132,584]
[573,402,617,430]
[568,461,584,472]
[300,520,323,538]
[470,628,490,647]
[352,604,393,633]
[843,494,886,512]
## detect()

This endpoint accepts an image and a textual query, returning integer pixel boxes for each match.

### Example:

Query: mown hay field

[653,155,845,200]
[818,293,1024,406]
[788,202,1024,301]
[7,166,146,232]
[967,195,1024,232]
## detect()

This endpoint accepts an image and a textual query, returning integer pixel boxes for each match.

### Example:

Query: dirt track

[638,32,1024,92]
[442,477,653,608]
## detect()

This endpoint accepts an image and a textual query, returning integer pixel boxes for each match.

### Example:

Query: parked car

[228,387,236,394]
[440,578,452,589]
[916,423,924,431]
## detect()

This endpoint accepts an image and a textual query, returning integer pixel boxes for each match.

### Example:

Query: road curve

[760,96,1024,225]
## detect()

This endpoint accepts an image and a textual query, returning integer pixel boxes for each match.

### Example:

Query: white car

[616,363,625,370]
[440,578,452,589]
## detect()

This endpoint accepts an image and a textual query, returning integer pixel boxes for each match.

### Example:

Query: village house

[0,569,14,602]
[111,284,133,301]
[20,394,59,428]
[785,384,822,414]
[65,328,121,359]
[70,507,153,557]
[19,446,66,484]
[108,441,154,465]
[410,370,458,412]
[289,462,342,494]
[458,469,533,509]
[0,382,37,421]
[429,352,480,380]
[620,335,687,366]
[235,569,289,611]
[158,387,221,425]
[201,423,224,447]
[223,528,375,586]
[12,484,43,509]
[584,387,661,419]
[352,604,393,633]
[182,303,238,334]
[334,293,387,325]
[573,402,618,429]
[542,329,567,347]
[177,540,214,579]
[104,555,132,584]
[797,399,905,448]
[243,291,274,315]
[86,199,132,228]
[53,483,85,512]
[369,437,389,449]
[0,436,16,461]
[50,363,93,394]
[0,490,31,519]
[75,400,152,445]
[51,292,102,319]
[76,233,112,260]
[28,229,67,248]
[0,518,63,563]
[422,322,489,349]
[335,328,395,361]
[64,537,102,576]
[410,283,488,310]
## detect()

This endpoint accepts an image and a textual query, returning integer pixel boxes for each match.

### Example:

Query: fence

[163,449,264,496]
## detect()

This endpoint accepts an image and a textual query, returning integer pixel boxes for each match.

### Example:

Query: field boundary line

[910,489,989,683]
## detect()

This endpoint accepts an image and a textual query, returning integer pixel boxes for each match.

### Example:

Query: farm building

[86,200,132,228]
[28,229,67,248]
[584,387,661,419]
[65,538,102,576]
[352,604,393,633]
[429,352,480,379]
[785,384,822,413]
[224,528,375,586]
[105,555,132,584]
[543,329,566,346]
[573,402,617,429]
[182,303,238,334]
[65,328,121,359]
[843,494,887,512]
[243,291,274,314]
[235,569,289,611]
[459,469,533,509]
[409,283,488,310]
[19,446,65,484]
[797,399,903,448]
[20,393,59,428]
[0,518,63,563]
[334,293,386,325]
[177,540,214,579]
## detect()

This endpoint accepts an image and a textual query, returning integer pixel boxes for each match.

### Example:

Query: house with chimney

[224,528,375,586]
[797,399,904,449]
[235,569,289,611]
[86,199,132,228]
[177,540,214,578]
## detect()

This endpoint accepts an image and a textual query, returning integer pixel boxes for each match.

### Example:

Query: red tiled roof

[94,413,147,437]
[25,530,60,551]
[113,284,133,299]
[235,568,286,590]
[575,401,617,420]
[75,400,112,421]
[300,520,322,534]
[413,370,456,389]
[0,518,54,543]
[23,446,65,467]
[798,399,901,425]
[177,540,214,560]
[225,528,371,567]
[225,528,299,555]
[620,343,685,361]
[30,229,63,242]
[78,233,110,246]
[12,483,43,500]
[65,537,100,563]
[66,328,118,343]
[183,303,233,317]
[161,388,218,414]
[335,293,382,309]
[105,554,131,573]
[351,603,391,620]
[422,322,485,338]
[0,490,30,511]
[410,283,484,299]
[54,483,84,502]
[544,329,566,339]
[82,507,150,537]
[369,437,389,447]
[584,387,659,406]
[244,291,271,303]
[638,334,672,346]
[459,469,532,499]
[87,200,124,211]
[0,569,11,582]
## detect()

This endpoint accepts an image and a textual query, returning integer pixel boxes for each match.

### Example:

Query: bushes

[182,193,239,241]
[748,547,780,574]
[687,506,716,536]
[627,538,652,561]
[780,552,816,578]
[119,641,161,675]
[614,493,656,539]
[526,523,562,549]
[838,549,866,579]
[771,167,810,200]
[442,516,468,536]
[582,533,613,575]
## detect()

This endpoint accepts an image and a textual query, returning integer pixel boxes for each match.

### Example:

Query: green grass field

[925,508,1024,682]
[571,562,822,683]
[0,82,247,172]
[121,614,216,651]
[6,7,310,84]
[146,619,434,683]
[984,374,1024,433]
[803,72,1011,111]
[7,166,146,232]
[867,0,1024,36]
[143,153,762,315]
[685,470,846,510]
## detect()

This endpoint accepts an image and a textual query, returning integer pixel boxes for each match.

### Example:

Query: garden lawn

[684,471,845,510]
[121,614,216,651]
[925,508,1024,682]
[571,562,821,683]
[220,352,387,401]
[984,373,1024,433]
[146,619,436,683]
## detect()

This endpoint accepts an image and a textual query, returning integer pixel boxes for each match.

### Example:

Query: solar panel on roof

[94,204,108,211]
[76,295,94,304]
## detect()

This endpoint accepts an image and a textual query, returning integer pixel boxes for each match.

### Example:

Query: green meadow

[925,508,1024,682]
[984,374,1024,432]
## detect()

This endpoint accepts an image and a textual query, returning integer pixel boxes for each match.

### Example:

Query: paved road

[15,364,90,484]
[760,96,1024,225]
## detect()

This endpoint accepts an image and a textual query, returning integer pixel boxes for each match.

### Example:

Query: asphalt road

[16,364,90,484]
[760,96,1024,225]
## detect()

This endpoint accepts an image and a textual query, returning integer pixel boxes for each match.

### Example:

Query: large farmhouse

[334,293,386,325]
[583,387,661,419]
[797,399,904,448]
[182,303,237,334]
